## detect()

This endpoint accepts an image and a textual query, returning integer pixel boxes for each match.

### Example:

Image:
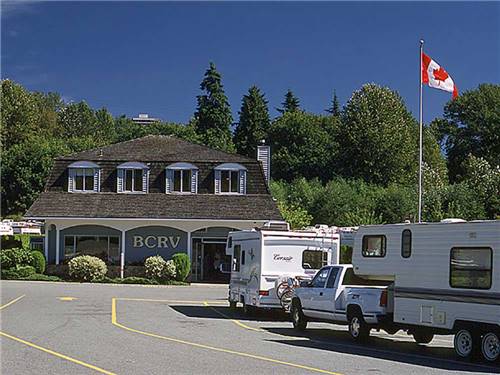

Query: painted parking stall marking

[112,297,343,375]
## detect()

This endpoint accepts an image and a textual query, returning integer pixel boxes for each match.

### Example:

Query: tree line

[1,62,499,226]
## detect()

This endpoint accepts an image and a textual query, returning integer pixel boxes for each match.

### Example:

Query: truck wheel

[242,301,254,316]
[480,332,500,362]
[413,331,434,344]
[229,300,237,310]
[291,301,307,331]
[454,329,478,359]
[348,313,370,342]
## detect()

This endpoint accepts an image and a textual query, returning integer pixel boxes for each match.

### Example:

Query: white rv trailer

[352,220,500,362]
[227,224,340,313]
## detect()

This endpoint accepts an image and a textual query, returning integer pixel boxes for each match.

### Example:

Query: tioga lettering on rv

[273,254,293,262]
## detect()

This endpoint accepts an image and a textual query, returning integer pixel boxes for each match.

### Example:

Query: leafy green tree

[277,89,300,114]
[337,84,419,186]
[194,62,234,152]
[276,201,312,229]
[326,90,340,117]
[1,80,39,149]
[438,84,500,181]
[233,86,270,157]
[268,111,338,182]
[1,136,70,215]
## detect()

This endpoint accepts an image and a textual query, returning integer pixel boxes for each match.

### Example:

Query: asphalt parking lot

[1,281,498,375]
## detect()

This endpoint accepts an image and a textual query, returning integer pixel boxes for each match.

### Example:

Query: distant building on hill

[132,113,161,125]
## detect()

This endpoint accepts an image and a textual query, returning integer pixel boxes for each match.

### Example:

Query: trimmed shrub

[1,268,21,279]
[21,274,62,282]
[30,250,46,274]
[16,265,36,278]
[120,277,159,285]
[144,255,176,281]
[68,255,108,282]
[0,247,34,270]
[172,253,191,281]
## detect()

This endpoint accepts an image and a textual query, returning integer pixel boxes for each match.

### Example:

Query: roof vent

[260,221,290,231]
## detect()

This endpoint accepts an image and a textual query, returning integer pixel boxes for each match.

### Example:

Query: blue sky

[2,1,499,125]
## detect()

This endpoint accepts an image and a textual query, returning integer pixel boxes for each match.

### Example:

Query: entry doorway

[192,239,231,283]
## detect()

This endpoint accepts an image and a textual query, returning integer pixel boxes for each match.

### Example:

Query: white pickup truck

[291,264,393,341]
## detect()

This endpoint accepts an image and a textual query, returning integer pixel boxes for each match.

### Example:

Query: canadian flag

[422,52,458,99]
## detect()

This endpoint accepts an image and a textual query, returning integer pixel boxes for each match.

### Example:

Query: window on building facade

[166,163,198,194]
[64,235,120,265]
[117,162,148,193]
[214,163,247,194]
[68,161,100,192]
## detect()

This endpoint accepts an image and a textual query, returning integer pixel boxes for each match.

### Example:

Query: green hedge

[31,250,46,274]
[172,253,191,281]
[0,248,34,269]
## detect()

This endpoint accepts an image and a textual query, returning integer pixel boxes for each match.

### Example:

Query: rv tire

[348,310,370,342]
[412,331,434,344]
[229,300,237,310]
[480,332,500,363]
[454,329,480,360]
[242,301,254,316]
[291,300,307,331]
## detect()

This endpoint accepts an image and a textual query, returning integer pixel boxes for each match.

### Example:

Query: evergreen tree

[233,86,270,157]
[194,62,234,152]
[326,90,341,117]
[277,89,300,114]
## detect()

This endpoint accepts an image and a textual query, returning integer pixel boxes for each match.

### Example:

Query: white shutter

[93,169,100,192]
[214,170,221,194]
[191,169,198,194]
[142,169,149,193]
[68,168,75,192]
[117,169,124,193]
[239,170,246,194]
[166,169,174,193]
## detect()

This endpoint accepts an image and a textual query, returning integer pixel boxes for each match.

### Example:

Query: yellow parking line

[112,298,342,375]
[203,301,263,332]
[0,331,116,375]
[0,295,25,310]
[116,297,226,304]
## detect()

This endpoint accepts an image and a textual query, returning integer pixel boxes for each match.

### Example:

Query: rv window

[311,268,330,288]
[302,250,328,269]
[362,235,386,257]
[450,247,492,290]
[241,250,245,265]
[233,245,241,272]
[401,229,412,258]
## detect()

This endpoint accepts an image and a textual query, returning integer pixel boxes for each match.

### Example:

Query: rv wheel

[481,332,500,362]
[413,331,434,344]
[454,329,478,359]
[348,313,370,342]
[242,301,254,316]
[291,301,307,331]
[229,301,237,310]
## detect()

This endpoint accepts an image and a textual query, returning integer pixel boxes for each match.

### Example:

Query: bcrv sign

[133,235,181,249]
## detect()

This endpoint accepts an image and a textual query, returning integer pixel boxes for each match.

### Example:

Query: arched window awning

[214,163,247,171]
[166,162,198,170]
[68,161,100,169]
[117,161,149,169]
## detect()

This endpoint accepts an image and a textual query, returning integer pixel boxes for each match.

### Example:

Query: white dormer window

[166,163,198,194]
[117,162,149,193]
[68,161,100,193]
[214,163,247,194]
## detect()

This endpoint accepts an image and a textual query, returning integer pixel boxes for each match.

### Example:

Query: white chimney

[257,142,271,184]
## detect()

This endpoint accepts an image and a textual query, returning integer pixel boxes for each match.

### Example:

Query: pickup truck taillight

[379,290,388,307]
[258,290,269,296]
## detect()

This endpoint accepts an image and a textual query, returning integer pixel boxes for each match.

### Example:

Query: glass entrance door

[191,239,230,283]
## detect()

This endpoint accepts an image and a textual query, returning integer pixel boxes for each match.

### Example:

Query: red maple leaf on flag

[433,66,449,82]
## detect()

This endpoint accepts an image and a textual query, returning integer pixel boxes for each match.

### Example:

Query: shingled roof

[25,192,282,221]
[57,135,255,163]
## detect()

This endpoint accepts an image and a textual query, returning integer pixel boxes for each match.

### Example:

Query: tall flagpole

[418,39,424,223]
